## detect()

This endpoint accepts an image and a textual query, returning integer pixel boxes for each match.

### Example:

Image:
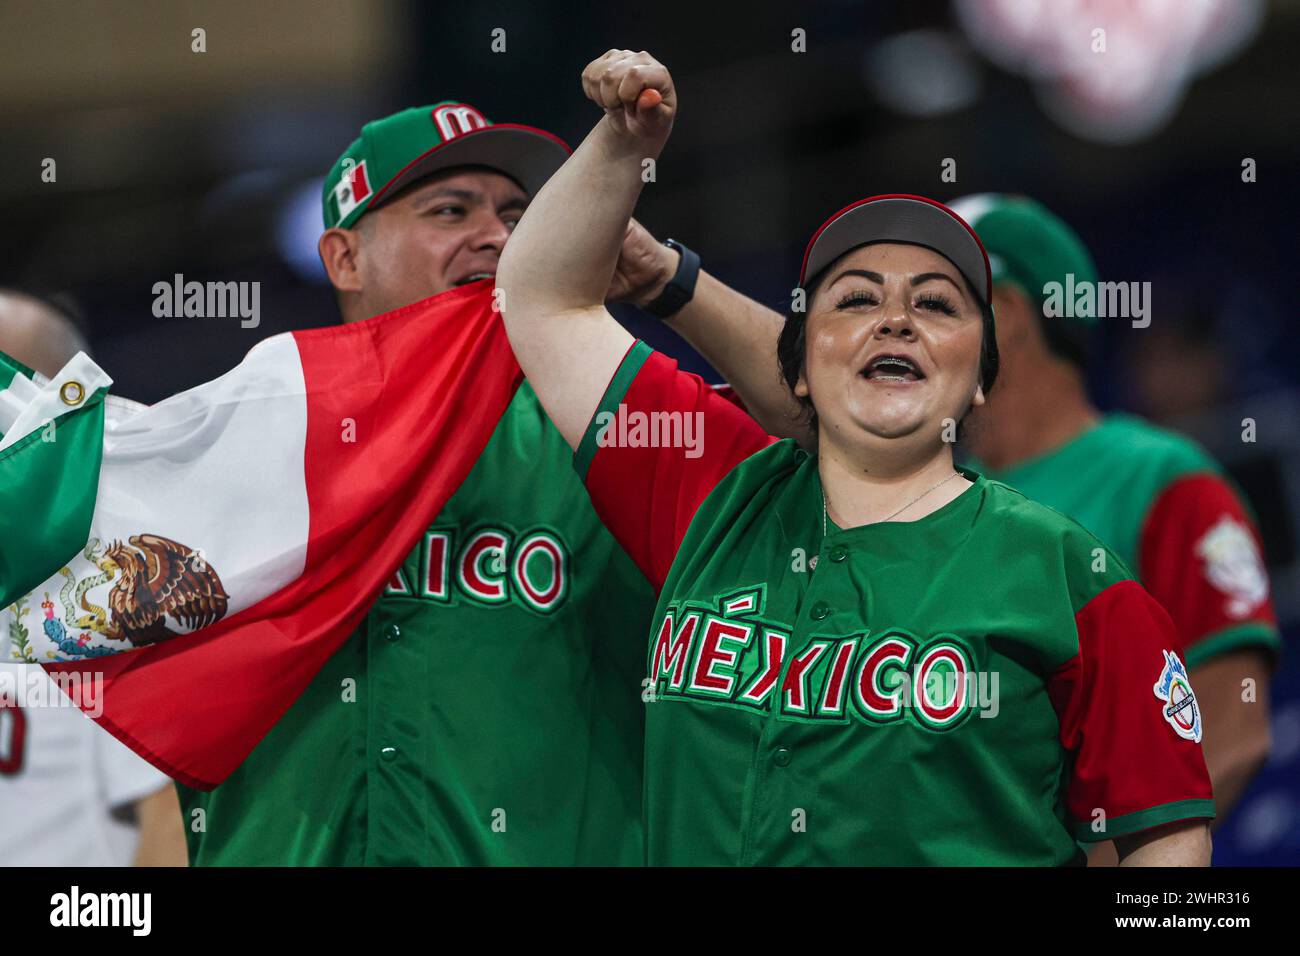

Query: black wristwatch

[644,238,701,319]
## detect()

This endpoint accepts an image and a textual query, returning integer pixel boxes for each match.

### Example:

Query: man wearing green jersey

[949,195,1277,856]
[177,101,784,865]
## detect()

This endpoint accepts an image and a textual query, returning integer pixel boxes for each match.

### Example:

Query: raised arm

[610,220,806,441]
[665,274,806,440]
[497,50,678,449]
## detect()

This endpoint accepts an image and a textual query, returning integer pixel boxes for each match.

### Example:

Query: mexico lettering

[647,586,999,728]
[384,525,569,614]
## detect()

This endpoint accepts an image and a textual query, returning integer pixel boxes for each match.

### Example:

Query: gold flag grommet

[59,381,86,406]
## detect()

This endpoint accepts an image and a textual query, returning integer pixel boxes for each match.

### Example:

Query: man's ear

[991,284,1037,352]
[318,227,364,293]
[794,370,810,399]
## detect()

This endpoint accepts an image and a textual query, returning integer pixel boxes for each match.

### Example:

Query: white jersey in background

[0,662,168,866]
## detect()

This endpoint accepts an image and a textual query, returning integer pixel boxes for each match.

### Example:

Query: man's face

[338,166,528,319]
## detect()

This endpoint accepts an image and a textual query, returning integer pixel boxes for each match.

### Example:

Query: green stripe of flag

[0,348,38,391]
[0,351,25,396]
[1,349,42,443]
[0,391,106,609]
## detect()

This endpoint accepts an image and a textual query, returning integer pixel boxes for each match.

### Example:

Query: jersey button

[384,624,401,642]
[774,748,792,767]
[380,746,398,762]
[829,545,848,563]
[810,601,831,620]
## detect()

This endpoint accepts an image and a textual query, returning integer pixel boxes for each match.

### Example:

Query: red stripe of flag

[44,281,519,789]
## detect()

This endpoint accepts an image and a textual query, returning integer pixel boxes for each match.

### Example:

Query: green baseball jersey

[178,382,652,865]
[977,415,1279,669]
[577,343,1214,866]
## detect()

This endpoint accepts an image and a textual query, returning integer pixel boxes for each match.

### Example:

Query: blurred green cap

[947,194,1099,325]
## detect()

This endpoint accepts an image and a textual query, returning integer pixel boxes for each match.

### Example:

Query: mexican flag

[0,281,521,788]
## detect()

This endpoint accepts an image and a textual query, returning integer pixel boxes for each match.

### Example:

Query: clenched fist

[581,49,676,149]
[607,218,679,306]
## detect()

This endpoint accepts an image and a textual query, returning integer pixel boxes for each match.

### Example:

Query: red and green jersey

[578,342,1214,866]
[978,415,1278,669]
[178,382,653,865]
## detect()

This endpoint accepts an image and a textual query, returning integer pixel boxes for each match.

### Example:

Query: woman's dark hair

[776,259,1000,437]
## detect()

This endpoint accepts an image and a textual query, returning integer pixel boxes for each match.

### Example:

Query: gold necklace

[822,471,962,537]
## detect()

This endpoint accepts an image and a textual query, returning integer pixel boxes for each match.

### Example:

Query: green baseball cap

[322,101,571,231]
[946,194,1098,325]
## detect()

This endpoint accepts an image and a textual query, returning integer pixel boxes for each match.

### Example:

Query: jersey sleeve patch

[1049,579,1215,842]
[576,343,775,591]
[1138,473,1279,667]
[1152,649,1201,743]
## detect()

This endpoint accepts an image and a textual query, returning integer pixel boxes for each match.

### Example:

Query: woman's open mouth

[860,353,926,383]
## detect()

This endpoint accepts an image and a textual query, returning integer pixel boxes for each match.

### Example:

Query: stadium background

[0,0,1295,864]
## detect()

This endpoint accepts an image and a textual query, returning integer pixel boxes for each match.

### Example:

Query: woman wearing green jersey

[496,49,1214,865]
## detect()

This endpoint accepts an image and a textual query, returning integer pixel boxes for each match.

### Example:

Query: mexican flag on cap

[323,101,569,230]
[0,281,521,788]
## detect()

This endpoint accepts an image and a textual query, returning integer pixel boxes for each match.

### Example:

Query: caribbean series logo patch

[1153,649,1201,743]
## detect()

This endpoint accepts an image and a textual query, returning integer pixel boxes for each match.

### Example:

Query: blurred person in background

[1125,312,1226,426]
[0,289,187,867]
[947,195,1278,864]
[175,101,786,866]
